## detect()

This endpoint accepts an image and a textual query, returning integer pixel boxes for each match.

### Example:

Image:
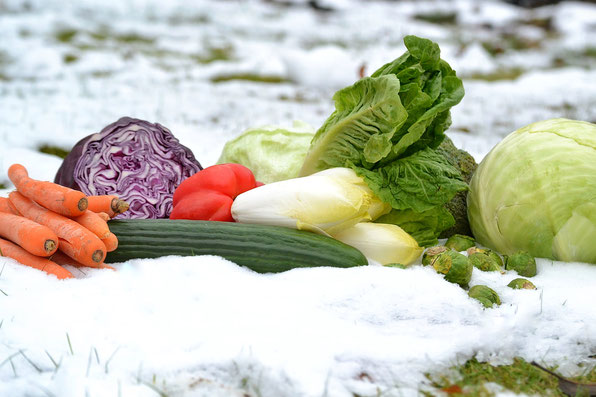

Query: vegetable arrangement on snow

[31,33,594,287]
[54,117,203,219]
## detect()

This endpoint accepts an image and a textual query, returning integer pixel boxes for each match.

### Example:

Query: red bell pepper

[170,163,260,221]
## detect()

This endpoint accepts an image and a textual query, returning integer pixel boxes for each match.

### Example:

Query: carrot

[8,191,106,267]
[0,197,19,215]
[8,163,88,217]
[86,195,129,218]
[97,212,110,222]
[0,237,73,279]
[57,239,106,269]
[0,212,58,256]
[50,250,115,271]
[101,232,118,252]
[72,210,111,239]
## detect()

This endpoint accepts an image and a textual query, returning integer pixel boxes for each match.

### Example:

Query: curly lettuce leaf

[376,206,455,248]
[298,35,466,246]
[353,147,467,214]
[299,74,408,174]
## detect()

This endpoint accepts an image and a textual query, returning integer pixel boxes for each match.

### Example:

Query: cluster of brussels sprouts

[420,234,538,308]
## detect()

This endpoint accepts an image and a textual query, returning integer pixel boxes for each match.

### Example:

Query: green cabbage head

[467,118,596,264]
[217,121,315,184]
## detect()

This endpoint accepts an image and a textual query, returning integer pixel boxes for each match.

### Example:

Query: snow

[0,0,595,396]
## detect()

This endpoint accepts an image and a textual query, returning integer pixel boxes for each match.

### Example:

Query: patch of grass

[0,51,11,66]
[114,32,155,45]
[210,73,289,84]
[90,70,114,78]
[0,183,6,189]
[522,16,554,31]
[481,34,542,58]
[88,26,155,45]
[553,47,596,68]
[413,11,458,25]
[423,357,596,396]
[0,50,11,80]
[466,68,525,81]
[583,47,596,58]
[38,145,70,159]
[63,53,79,64]
[19,29,31,38]
[168,13,211,25]
[301,38,349,50]
[191,45,235,64]
[55,28,79,43]
[277,92,315,103]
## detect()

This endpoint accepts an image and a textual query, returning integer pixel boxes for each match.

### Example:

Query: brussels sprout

[467,247,504,273]
[444,234,476,251]
[422,245,450,266]
[467,247,504,268]
[507,278,537,290]
[504,251,537,277]
[468,285,501,308]
[431,250,473,288]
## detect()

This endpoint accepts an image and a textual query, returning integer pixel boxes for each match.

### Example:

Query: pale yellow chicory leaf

[231,167,391,235]
[332,222,423,265]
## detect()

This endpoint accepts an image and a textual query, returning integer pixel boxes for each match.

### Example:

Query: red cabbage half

[54,117,203,218]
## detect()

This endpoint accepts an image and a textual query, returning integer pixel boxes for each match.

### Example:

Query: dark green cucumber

[106,219,368,273]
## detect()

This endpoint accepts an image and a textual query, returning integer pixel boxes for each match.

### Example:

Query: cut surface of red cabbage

[54,117,203,218]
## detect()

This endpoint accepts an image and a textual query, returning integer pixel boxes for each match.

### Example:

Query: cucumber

[106,219,368,273]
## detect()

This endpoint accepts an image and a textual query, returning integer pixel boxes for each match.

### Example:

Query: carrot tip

[44,239,57,254]
[78,197,89,212]
[113,199,129,214]
[91,249,105,263]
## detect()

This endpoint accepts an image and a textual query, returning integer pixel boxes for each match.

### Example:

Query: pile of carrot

[0,164,129,279]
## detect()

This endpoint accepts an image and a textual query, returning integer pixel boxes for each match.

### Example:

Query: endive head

[331,222,423,266]
[231,167,391,235]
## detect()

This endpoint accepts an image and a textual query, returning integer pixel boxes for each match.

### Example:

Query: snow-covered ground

[0,0,595,396]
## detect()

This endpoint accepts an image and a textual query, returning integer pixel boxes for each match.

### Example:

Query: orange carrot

[97,212,110,222]
[72,210,111,239]
[0,237,73,279]
[9,191,106,267]
[0,197,19,215]
[86,195,129,217]
[50,250,115,271]
[57,239,106,269]
[0,212,58,256]
[8,163,88,217]
[101,232,118,252]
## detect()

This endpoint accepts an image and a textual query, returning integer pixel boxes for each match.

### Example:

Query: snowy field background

[0,0,595,396]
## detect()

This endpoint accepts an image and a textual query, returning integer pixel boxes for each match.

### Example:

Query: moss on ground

[423,357,596,396]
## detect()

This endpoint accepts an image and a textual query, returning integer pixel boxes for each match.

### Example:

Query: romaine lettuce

[299,35,469,246]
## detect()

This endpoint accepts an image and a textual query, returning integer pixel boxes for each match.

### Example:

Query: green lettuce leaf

[353,147,468,213]
[376,206,455,248]
[299,35,467,246]
[299,74,408,174]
